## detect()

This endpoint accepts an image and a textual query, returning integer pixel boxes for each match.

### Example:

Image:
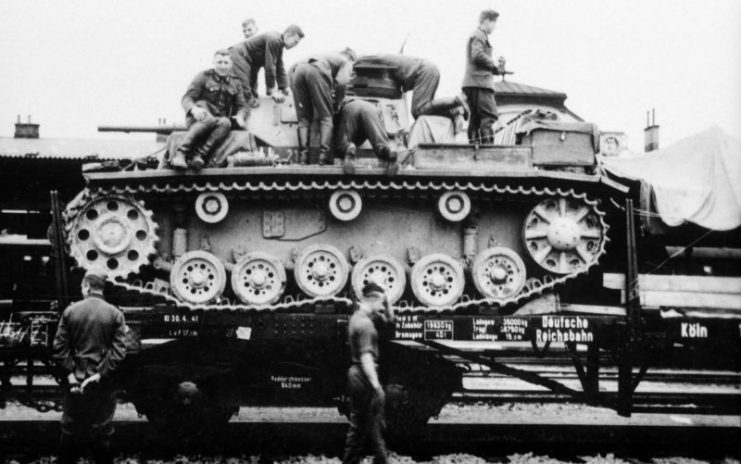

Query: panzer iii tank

[60,68,628,435]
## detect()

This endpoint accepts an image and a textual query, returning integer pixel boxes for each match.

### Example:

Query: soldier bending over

[356,54,468,120]
[337,99,401,176]
[171,49,248,170]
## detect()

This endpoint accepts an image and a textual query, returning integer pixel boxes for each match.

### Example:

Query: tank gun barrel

[98,125,186,134]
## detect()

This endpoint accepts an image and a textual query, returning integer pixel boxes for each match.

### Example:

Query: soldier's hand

[234,116,247,129]
[81,373,101,392]
[191,107,208,121]
[272,92,286,103]
[249,99,260,109]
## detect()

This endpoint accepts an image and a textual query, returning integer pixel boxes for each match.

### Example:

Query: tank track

[65,179,609,314]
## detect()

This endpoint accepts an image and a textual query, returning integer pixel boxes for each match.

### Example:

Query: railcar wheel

[67,195,158,278]
[351,255,406,304]
[471,247,527,301]
[293,244,350,297]
[523,197,605,274]
[170,251,227,304]
[410,253,465,308]
[231,252,286,305]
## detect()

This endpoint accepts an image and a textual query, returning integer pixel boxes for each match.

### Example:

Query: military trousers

[336,100,389,158]
[410,62,441,119]
[462,87,498,143]
[342,365,388,464]
[179,114,232,163]
[58,380,117,464]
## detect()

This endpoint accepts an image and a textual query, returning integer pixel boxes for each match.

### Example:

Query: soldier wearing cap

[229,25,305,106]
[289,48,357,165]
[170,49,248,170]
[462,9,506,144]
[53,271,128,464]
[342,282,395,464]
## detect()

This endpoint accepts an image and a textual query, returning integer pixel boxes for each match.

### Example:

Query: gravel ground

[7,454,740,464]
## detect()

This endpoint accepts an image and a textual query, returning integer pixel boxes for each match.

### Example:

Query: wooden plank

[560,303,626,316]
[414,145,532,171]
[616,290,741,310]
[604,273,741,294]
[640,291,741,310]
[665,246,741,260]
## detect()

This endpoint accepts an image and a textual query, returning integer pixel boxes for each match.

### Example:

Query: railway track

[0,406,739,462]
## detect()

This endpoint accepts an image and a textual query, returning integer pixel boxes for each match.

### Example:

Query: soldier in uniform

[289,48,357,165]
[229,25,304,106]
[171,49,248,170]
[343,282,395,464]
[53,271,128,464]
[336,99,400,176]
[462,9,506,144]
[241,18,258,39]
[356,54,468,120]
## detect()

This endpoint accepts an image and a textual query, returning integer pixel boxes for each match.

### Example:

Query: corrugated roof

[493,80,568,99]
[0,137,165,160]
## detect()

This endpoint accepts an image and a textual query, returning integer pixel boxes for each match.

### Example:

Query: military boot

[297,126,310,165]
[418,96,468,118]
[468,127,480,144]
[378,146,399,176]
[343,143,356,175]
[317,123,333,166]
[480,126,495,145]
[170,149,188,170]
[191,119,230,170]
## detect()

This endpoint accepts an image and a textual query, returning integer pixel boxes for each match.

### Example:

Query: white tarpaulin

[603,126,741,230]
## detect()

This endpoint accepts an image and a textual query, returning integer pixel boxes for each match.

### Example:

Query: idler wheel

[67,195,157,278]
[410,253,465,308]
[471,247,527,301]
[170,251,227,304]
[523,197,604,274]
[231,252,286,305]
[293,244,350,298]
[351,255,407,304]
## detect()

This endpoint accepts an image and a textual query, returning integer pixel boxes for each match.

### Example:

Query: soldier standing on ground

[53,271,128,464]
[229,25,304,107]
[462,9,506,144]
[336,98,401,176]
[241,18,258,39]
[343,282,396,464]
[356,54,468,120]
[171,49,248,170]
[289,48,357,165]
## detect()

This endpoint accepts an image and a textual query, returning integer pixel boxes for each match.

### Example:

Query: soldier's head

[242,18,258,39]
[81,271,106,297]
[479,9,499,34]
[361,282,386,310]
[213,49,233,76]
[282,24,305,49]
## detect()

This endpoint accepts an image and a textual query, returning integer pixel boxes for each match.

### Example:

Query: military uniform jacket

[182,69,247,123]
[360,54,425,91]
[231,31,289,91]
[462,27,499,89]
[53,294,128,381]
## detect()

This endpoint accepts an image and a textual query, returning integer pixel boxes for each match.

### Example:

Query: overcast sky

[1,0,739,151]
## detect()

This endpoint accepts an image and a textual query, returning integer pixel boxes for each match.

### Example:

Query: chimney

[14,114,40,139]
[644,109,659,152]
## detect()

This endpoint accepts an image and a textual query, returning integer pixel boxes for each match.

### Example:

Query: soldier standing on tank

[336,98,401,176]
[53,271,128,464]
[462,9,506,144]
[229,25,304,107]
[356,54,469,120]
[241,18,258,39]
[289,48,357,165]
[170,49,248,170]
[343,282,395,464]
